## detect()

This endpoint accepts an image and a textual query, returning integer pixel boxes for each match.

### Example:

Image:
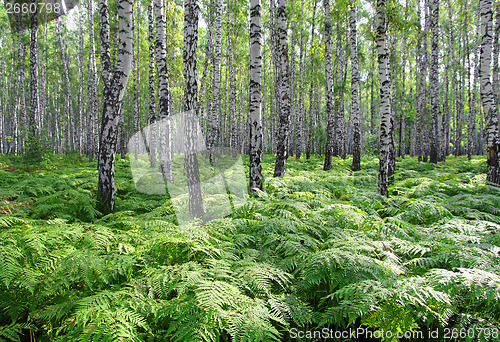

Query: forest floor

[1,153,499,341]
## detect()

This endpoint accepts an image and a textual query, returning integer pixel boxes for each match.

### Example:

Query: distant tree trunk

[335,19,346,159]
[208,0,222,161]
[270,0,281,152]
[376,0,392,197]
[468,18,480,161]
[273,0,291,177]
[446,0,455,158]
[479,0,500,184]
[28,1,41,150]
[249,0,263,191]
[323,0,335,171]
[87,0,98,162]
[56,19,75,152]
[0,30,5,153]
[76,7,85,154]
[288,0,296,157]
[228,3,238,154]
[399,45,406,159]
[306,0,317,160]
[147,3,157,168]
[388,36,396,183]
[416,0,428,162]
[296,0,305,160]
[350,3,361,171]
[429,0,440,163]
[370,44,376,137]
[132,4,140,160]
[16,15,27,154]
[96,0,133,215]
[155,0,173,183]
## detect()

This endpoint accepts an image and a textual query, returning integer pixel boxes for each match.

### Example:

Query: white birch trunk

[377,0,391,197]
[479,0,500,184]
[350,3,361,171]
[249,0,263,191]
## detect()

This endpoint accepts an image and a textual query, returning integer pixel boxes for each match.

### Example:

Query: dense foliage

[1,155,499,341]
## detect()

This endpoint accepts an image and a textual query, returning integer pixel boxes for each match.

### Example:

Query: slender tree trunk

[350,3,361,171]
[183,0,204,220]
[480,0,500,184]
[295,0,305,160]
[335,19,346,159]
[16,15,27,154]
[273,0,291,177]
[87,0,98,162]
[208,0,222,161]
[96,0,133,214]
[417,0,428,162]
[249,0,263,191]
[376,0,392,197]
[56,19,75,153]
[155,0,173,183]
[306,0,317,160]
[323,0,335,171]
[388,36,396,183]
[493,1,500,109]
[429,0,440,163]
[147,3,157,168]
[132,4,140,160]
[28,1,39,157]
[288,0,296,157]
[228,4,238,154]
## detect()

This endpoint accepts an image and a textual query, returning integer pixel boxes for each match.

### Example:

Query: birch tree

[429,0,440,163]
[183,0,204,220]
[323,0,335,171]
[97,0,134,214]
[28,0,39,157]
[249,0,263,191]
[208,0,222,161]
[376,0,392,197]
[147,2,157,168]
[87,0,98,162]
[350,2,361,171]
[479,0,500,184]
[155,0,173,183]
[273,0,291,177]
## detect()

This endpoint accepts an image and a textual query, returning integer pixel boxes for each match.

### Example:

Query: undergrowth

[0,154,499,341]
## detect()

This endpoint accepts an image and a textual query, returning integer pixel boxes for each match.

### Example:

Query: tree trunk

[28,1,39,153]
[350,3,361,171]
[306,0,317,160]
[147,3,157,168]
[417,0,428,162]
[376,0,392,197]
[273,0,291,177]
[56,19,75,153]
[87,0,98,162]
[154,0,173,183]
[249,0,263,191]
[132,4,140,160]
[429,0,440,163]
[183,0,204,220]
[208,0,222,160]
[479,0,500,184]
[295,0,305,160]
[96,0,133,215]
[323,0,335,171]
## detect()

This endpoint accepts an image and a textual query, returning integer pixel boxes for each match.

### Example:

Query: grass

[0,153,499,341]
